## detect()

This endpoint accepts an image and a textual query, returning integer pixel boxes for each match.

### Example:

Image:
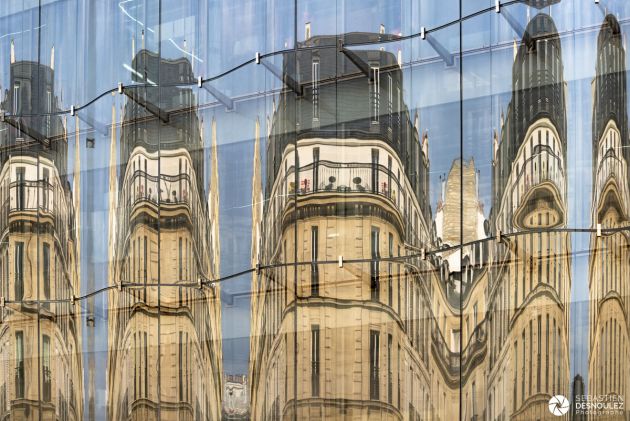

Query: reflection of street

[223,374,249,420]
[0,47,84,420]
[106,51,223,421]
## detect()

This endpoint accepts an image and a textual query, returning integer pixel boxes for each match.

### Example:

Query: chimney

[305,22,311,41]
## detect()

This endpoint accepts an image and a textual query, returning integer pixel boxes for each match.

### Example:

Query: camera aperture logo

[549,395,570,416]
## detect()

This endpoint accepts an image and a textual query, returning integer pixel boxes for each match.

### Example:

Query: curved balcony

[510,146,566,228]
[117,169,210,273]
[0,179,74,262]
[431,320,487,386]
[593,148,629,219]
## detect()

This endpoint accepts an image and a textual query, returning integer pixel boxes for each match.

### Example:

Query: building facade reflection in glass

[0,46,84,420]
[0,1,628,420]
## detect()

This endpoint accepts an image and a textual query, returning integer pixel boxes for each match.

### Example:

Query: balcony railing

[293,160,401,199]
[431,320,487,379]
[511,147,565,215]
[0,179,73,262]
[594,149,629,209]
[117,170,210,281]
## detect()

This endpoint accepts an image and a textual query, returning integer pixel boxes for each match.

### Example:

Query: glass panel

[1,2,630,421]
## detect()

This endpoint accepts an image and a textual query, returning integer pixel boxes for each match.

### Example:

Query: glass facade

[0,1,628,420]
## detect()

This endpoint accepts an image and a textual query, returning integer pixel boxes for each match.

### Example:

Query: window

[16,167,25,210]
[15,242,24,300]
[370,227,380,301]
[522,330,526,403]
[312,148,319,192]
[387,334,393,404]
[143,236,148,283]
[312,59,320,121]
[387,75,393,130]
[369,330,380,400]
[371,149,379,194]
[311,325,320,397]
[537,315,542,392]
[388,233,393,306]
[311,226,319,296]
[43,335,51,402]
[513,340,518,410]
[144,332,148,398]
[16,331,24,399]
[13,81,20,114]
[179,237,183,281]
[452,329,461,352]
[43,243,50,309]
[371,67,380,123]
[42,168,49,211]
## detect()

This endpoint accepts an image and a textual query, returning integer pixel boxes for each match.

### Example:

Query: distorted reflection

[0,47,84,419]
[106,51,222,420]
[588,13,630,415]
[250,31,439,420]
[0,1,629,421]
[486,11,571,421]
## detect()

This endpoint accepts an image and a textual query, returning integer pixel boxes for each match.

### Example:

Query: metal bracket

[255,52,261,64]
[597,223,602,237]
[338,256,343,268]
[341,48,374,81]
[496,230,502,244]
[70,105,75,116]
[118,82,124,94]
[421,248,426,260]
[197,76,203,88]
[495,0,500,13]
[261,59,303,96]
[0,297,4,307]
[198,277,203,289]
[203,83,235,111]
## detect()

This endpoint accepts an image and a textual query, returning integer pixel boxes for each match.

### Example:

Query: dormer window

[13,81,21,114]
[371,66,380,123]
[312,59,320,121]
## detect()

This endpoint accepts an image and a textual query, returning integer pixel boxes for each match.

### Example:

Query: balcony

[431,320,487,383]
[593,148,629,217]
[287,160,403,214]
[510,146,565,228]
[0,179,73,257]
[127,170,194,208]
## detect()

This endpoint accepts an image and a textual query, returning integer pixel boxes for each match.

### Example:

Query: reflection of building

[0,44,84,420]
[570,374,585,421]
[249,31,454,420]
[588,15,630,420]
[107,50,222,421]
[222,374,249,420]
[488,12,571,421]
